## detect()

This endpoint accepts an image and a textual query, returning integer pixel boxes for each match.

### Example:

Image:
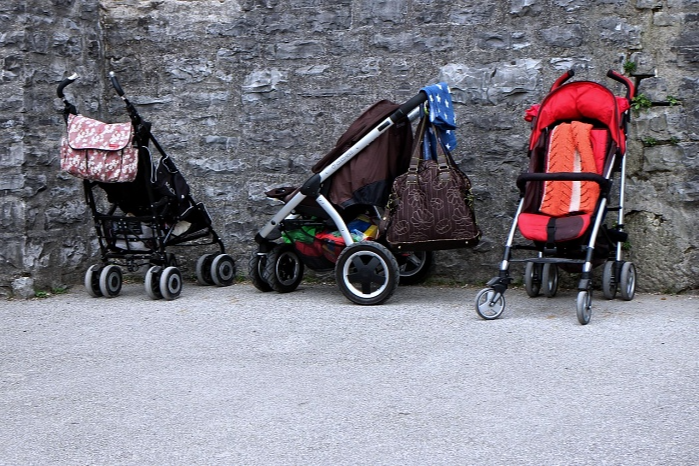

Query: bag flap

[66,114,134,151]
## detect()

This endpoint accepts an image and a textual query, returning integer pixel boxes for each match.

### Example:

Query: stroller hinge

[300,173,322,197]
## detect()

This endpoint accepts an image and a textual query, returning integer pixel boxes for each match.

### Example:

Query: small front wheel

[576,290,592,325]
[475,287,506,320]
[524,262,542,298]
[84,265,103,298]
[159,266,183,300]
[619,262,636,301]
[99,265,122,298]
[211,254,236,287]
[263,244,304,293]
[145,266,163,300]
[195,254,215,286]
[542,263,559,298]
[249,251,273,292]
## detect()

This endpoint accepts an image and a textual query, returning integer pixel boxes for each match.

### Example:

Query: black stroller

[57,72,236,300]
[250,93,434,305]
[475,69,638,324]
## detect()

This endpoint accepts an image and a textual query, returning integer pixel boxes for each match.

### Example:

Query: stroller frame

[252,92,429,305]
[475,69,640,324]
[57,72,235,300]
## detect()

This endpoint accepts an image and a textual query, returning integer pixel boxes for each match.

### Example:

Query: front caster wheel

[475,287,506,320]
[576,290,592,325]
[249,251,273,292]
[619,262,636,301]
[263,244,304,293]
[211,254,236,287]
[159,266,183,300]
[542,263,559,298]
[335,241,399,305]
[602,261,618,300]
[524,262,542,297]
[99,264,123,298]
[145,266,164,300]
[84,265,104,298]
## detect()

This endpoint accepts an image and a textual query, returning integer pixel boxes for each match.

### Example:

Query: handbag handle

[407,110,429,182]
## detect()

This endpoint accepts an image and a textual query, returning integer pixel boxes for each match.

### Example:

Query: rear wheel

[524,262,542,297]
[335,242,399,305]
[159,266,183,300]
[475,287,506,320]
[542,263,559,298]
[211,254,236,287]
[84,265,103,298]
[195,253,215,286]
[249,251,273,292]
[397,250,433,285]
[263,244,304,293]
[602,260,618,300]
[619,262,636,301]
[99,265,122,298]
[576,290,592,325]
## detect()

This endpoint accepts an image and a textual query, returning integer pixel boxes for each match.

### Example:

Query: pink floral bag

[60,114,139,183]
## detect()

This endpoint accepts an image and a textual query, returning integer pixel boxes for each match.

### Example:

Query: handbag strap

[407,110,429,182]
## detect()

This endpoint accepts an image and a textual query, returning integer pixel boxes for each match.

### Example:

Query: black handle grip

[606,69,636,100]
[109,71,125,97]
[389,91,429,123]
[550,69,575,92]
[57,73,79,98]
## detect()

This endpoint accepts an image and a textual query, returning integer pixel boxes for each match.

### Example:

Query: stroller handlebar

[57,73,79,99]
[606,70,636,100]
[109,71,126,97]
[550,70,575,92]
[389,92,428,123]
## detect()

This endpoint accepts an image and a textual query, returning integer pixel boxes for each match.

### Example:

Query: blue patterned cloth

[420,82,457,159]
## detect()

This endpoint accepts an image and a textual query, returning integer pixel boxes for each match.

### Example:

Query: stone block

[12,277,35,299]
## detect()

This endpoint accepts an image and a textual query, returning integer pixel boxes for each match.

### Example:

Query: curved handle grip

[57,73,79,98]
[389,91,429,123]
[109,71,125,97]
[550,69,575,91]
[606,69,636,100]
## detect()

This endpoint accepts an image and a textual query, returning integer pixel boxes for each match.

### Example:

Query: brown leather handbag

[382,117,481,251]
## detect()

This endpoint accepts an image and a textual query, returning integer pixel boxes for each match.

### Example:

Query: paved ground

[1,281,698,465]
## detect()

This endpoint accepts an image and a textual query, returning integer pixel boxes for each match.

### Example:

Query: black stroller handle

[389,91,428,123]
[606,69,636,100]
[57,73,79,99]
[550,70,575,91]
[109,71,125,97]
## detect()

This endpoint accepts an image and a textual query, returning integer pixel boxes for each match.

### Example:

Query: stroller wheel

[396,250,433,286]
[524,262,542,297]
[619,262,636,301]
[99,265,123,298]
[84,265,104,298]
[160,266,183,300]
[195,254,215,286]
[335,241,399,305]
[211,254,237,287]
[249,251,273,292]
[602,260,618,300]
[145,266,164,300]
[542,263,559,298]
[576,290,592,325]
[263,244,304,293]
[475,287,506,320]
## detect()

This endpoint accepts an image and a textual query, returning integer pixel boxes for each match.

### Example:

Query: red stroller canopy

[528,81,630,153]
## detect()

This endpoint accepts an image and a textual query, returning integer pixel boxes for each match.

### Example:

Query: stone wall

[2,0,698,296]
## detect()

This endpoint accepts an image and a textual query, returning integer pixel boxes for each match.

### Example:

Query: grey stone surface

[2,0,698,295]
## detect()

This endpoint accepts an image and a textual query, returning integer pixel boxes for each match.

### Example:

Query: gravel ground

[1,281,698,465]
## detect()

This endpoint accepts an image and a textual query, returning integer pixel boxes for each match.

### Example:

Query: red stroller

[475,69,637,324]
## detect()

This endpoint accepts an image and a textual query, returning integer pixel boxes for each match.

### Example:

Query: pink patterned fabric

[60,114,139,183]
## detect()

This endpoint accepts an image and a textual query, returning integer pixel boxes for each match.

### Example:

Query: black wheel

[335,242,399,305]
[475,287,506,320]
[576,290,592,325]
[524,262,542,298]
[99,265,122,298]
[396,250,433,285]
[602,260,618,300]
[263,244,304,293]
[211,254,236,287]
[542,263,559,298]
[249,251,273,292]
[195,254,215,286]
[619,261,636,301]
[84,264,103,298]
[145,266,163,300]
[159,266,183,300]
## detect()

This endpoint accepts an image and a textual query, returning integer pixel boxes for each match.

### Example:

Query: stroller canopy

[528,81,630,153]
